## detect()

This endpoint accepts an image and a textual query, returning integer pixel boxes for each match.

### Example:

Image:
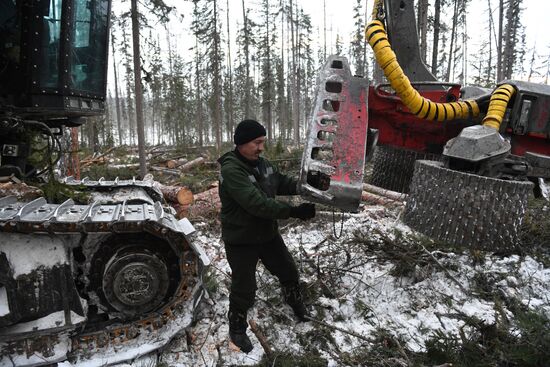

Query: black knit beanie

[233,119,266,145]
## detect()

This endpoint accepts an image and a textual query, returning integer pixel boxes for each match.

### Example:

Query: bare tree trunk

[417,0,429,63]
[195,35,204,146]
[431,0,442,76]
[486,0,494,84]
[164,26,174,145]
[323,0,327,60]
[242,0,251,118]
[446,0,459,81]
[527,46,537,82]
[111,31,123,146]
[131,0,147,178]
[289,0,299,143]
[497,0,504,81]
[212,0,223,154]
[226,0,234,141]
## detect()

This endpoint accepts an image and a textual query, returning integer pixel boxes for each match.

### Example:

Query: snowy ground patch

[116,204,550,366]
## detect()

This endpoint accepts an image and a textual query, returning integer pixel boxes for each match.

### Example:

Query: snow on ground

[0,286,9,317]
[120,203,550,366]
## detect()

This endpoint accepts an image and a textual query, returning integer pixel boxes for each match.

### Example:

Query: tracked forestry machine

[0,1,209,366]
[299,0,550,249]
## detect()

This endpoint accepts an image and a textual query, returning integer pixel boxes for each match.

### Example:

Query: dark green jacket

[218,150,297,244]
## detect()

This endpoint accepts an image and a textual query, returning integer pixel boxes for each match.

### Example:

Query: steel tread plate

[403,160,533,250]
[369,145,441,193]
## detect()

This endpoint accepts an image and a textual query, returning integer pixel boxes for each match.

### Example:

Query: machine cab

[0,0,111,124]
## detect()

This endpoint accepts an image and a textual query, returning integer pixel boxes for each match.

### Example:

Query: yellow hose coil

[365,19,481,122]
[481,83,515,130]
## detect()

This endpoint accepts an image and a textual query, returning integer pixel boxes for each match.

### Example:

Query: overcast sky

[112,0,550,85]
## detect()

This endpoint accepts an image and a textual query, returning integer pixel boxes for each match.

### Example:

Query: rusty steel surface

[298,56,369,212]
[0,179,210,366]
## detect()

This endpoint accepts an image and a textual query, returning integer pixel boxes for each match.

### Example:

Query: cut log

[363,183,407,202]
[166,158,188,169]
[171,203,190,219]
[361,191,402,208]
[179,157,206,172]
[188,187,221,219]
[157,184,194,205]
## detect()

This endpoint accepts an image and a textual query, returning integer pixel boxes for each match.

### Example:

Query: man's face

[237,136,266,161]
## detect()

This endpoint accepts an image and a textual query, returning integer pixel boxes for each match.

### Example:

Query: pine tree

[192,0,225,151]
[258,0,277,139]
[502,0,525,79]
[350,0,365,76]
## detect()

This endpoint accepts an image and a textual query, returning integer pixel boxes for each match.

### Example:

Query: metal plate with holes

[298,56,368,212]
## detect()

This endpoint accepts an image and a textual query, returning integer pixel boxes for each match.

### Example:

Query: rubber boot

[228,307,253,353]
[283,283,310,322]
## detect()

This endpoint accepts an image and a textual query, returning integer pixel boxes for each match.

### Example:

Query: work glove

[289,203,316,220]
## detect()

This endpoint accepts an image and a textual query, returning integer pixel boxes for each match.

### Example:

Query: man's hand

[290,203,316,220]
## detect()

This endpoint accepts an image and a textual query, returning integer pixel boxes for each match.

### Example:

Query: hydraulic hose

[365,19,480,122]
[481,83,515,130]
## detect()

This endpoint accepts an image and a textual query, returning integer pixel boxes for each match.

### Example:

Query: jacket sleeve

[275,164,298,196]
[221,164,292,219]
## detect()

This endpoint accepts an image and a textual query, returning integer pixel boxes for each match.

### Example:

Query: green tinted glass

[39,0,63,88]
[70,0,109,94]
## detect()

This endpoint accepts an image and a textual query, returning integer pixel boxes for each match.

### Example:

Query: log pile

[81,147,117,168]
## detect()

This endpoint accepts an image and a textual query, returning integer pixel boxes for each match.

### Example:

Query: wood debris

[0,182,43,201]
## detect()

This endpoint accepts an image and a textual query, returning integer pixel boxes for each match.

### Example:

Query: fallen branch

[419,244,470,295]
[248,319,273,355]
[304,315,374,343]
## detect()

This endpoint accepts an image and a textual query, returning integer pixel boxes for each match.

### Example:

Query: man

[218,119,315,353]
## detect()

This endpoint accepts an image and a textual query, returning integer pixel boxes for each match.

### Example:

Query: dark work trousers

[225,234,299,313]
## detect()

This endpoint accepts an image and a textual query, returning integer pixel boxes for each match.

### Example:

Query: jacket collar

[234,147,260,167]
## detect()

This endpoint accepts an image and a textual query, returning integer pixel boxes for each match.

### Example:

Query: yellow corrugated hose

[481,83,515,130]
[365,19,480,121]
[366,1,516,129]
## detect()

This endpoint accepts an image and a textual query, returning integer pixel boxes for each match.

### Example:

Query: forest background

[83,0,549,161]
